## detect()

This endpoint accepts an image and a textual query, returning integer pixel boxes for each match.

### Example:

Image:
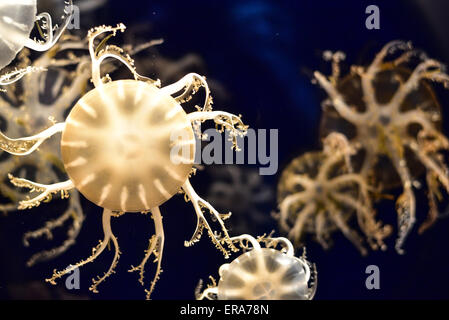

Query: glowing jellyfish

[0,0,73,72]
[0,28,212,267]
[0,24,247,299]
[196,234,317,300]
[314,41,449,253]
[276,133,391,255]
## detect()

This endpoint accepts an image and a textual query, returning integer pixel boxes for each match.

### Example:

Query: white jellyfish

[196,234,317,300]
[0,0,73,73]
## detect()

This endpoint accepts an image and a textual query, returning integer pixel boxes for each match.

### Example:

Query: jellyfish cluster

[276,41,449,255]
[276,133,391,256]
[1,0,447,301]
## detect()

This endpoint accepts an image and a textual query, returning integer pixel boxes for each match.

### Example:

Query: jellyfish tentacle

[315,210,330,249]
[327,201,368,256]
[286,202,316,244]
[0,122,65,156]
[197,287,218,300]
[187,111,247,150]
[229,234,261,250]
[8,175,74,210]
[128,207,165,300]
[389,59,447,111]
[87,24,156,87]
[0,66,43,88]
[285,174,315,189]
[24,0,73,52]
[368,40,412,73]
[261,236,295,256]
[24,191,85,267]
[182,179,238,258]
[304,261,318,300]
[396,109,436,132]
[160,73,212,111]
[418,172,440,234]
[328,173,372,191]
[316,154,342,181]
[385,140,416,254]
[314,71,367,124]
[332,191,389,250]
[230,234,266,273]
[46,208,120,292]
[409,140,449,191]
[277,191,310,230]
[90,212,121,294]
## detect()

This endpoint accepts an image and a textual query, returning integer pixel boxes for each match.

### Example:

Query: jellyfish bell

[61,79,195,212]
[217,248,313,300]
[0,0,73,71]
[197,234,317,301]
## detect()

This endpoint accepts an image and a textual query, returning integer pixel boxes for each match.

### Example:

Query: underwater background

[0,0,448,299]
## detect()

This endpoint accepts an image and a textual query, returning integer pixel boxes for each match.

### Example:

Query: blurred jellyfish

[196,233,317,300]
[206,165,274,235]
[314,41,449,253]
[276,133,391,255]
[0,0,73,76]
[0,34,90,266]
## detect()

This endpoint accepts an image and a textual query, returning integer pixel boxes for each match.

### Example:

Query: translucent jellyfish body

[61,79,195,212]
[197,234,317,300]
[276,133,391,255]
[0,0,72,74]
[0,0,37,69]
[0,24,247,299]
[314,41,449,253]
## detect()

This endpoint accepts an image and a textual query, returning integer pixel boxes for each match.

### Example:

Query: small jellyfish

[276,133,391,255]
[0,24,247,299]
[314,41,449,253]
[196,233,317,300]
[0,0,73,77]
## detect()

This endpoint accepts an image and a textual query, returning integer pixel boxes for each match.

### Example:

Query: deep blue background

[1,0,448,300]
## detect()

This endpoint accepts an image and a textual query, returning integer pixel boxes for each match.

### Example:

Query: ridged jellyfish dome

[0,0,37,69]
[217,248,310,300]
[61,80,195,212]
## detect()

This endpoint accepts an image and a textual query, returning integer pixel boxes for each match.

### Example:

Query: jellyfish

[276,133,391,255]
[206,165,274,235]
[0,24,247,299]
[0,34,91,266]
[0,0,73,79]
[314,41,449,253]
[196,233,317,300]
[0,26,168,267]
